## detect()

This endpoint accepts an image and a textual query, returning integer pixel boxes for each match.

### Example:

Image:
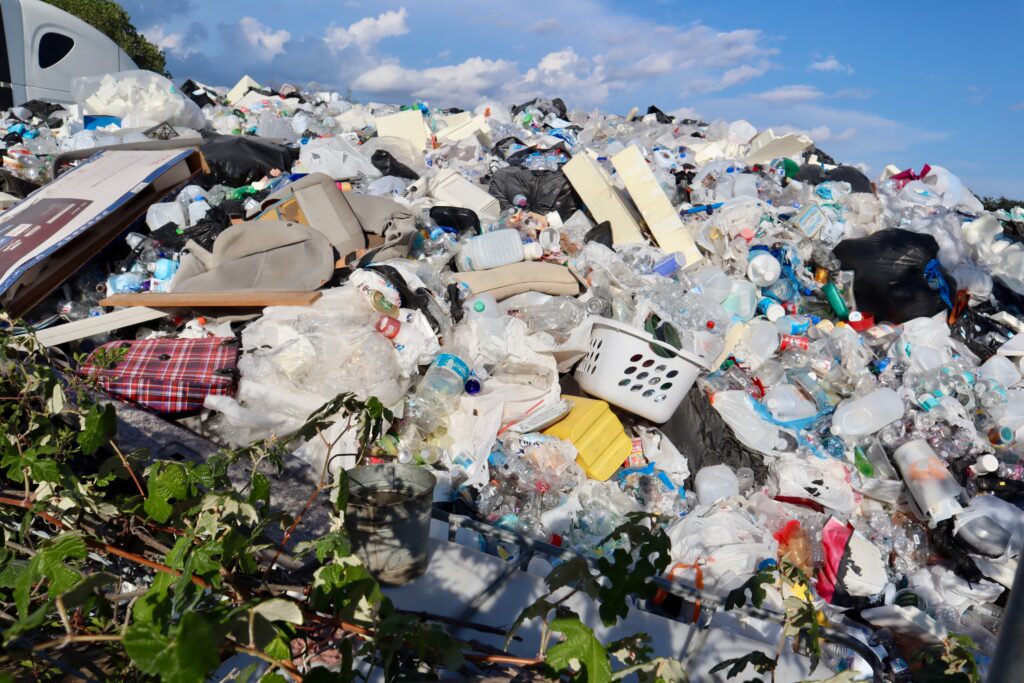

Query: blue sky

[119,0,1024,197]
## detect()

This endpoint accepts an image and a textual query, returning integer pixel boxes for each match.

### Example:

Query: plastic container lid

[847,311,875,332]
[747,253,782,287]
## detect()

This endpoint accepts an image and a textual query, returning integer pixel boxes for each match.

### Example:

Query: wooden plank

[99,291,322,308]
[30,307,169,347]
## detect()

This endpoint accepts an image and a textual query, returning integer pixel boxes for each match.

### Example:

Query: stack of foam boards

[610,145,703,267]
[562,152,645,244]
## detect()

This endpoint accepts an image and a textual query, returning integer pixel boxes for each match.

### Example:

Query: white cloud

[684,62,772,95]
[144,26,193,59]
[352,57,518,103]
[751,84,823,105]
[1011,101,1024,112]
[238,17,290,59]
[510,48,623,107]
[809,56,853,74]
[527,18,561,35]
[835,127,858,141]
[325,8,409,53]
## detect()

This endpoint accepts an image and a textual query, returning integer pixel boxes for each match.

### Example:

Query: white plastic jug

[694,464,739,505]
[455,229,525,272]
[893,440,964,527]
[831,388,904,437]
[764,384,817,421]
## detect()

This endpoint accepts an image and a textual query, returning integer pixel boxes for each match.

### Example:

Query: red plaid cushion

[78,337,239,414]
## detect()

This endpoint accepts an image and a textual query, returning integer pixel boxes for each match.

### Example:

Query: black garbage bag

[487,167,579,219]
[491,136,528,159]
[806,145,837,166]
[198,133,299,188]
[795,163,827,185]
[646,105,674,124]
[834,229,952,324]
[430,206,479,235]
[658,385,770,484]
[584,220,613,248]
[15,99,68,126]
[505,141,573,167]
[150,205,231,252]
[181,80,220,108]
[826,165,873,193]
[511,97,567,119]
[951,305,1017,361]
[370,149,419,180]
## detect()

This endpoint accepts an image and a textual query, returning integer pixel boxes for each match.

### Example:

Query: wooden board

[30,307,169,347]
[100,291,322,308]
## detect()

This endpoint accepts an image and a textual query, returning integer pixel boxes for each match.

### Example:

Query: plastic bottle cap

[747,253,781,287]
[975,454,999,474]
[473,300,486,312]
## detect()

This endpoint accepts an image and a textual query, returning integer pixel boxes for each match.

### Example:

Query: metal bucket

[344,463,437,585]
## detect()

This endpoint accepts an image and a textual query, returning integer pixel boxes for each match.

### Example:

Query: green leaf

[124,610,222,683]
[144,462,190,523]
[249,472,270,508]
[708,651,777,679]
[46,382,66,414]
[546,614,612,683]
[259,674,289,683]
[253,598,303,625]
[77,403,116,455]
[725,569,776,610]
[545,555,601,598]
[507,597,555,649]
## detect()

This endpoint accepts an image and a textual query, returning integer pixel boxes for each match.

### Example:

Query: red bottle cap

[375,315,401,339]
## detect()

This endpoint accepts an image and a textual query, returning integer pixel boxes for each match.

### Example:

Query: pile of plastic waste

[5,69,1024,679]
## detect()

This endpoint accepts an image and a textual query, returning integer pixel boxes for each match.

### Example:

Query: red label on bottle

[375,315,401,339]
[779,334,810,352]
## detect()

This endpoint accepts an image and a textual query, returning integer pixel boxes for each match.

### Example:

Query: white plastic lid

[975,454,999,475]
[523,242,543,261]
[747,253,781,287]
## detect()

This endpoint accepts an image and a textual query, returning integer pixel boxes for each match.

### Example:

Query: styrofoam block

[430,169,500,219]
[745,129,813,165]
[226,75,263,105]
[375,109,430,151]
[611,145,702,266]
[562,152,644,244]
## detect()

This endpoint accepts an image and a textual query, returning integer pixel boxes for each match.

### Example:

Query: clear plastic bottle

[404,346,472,435]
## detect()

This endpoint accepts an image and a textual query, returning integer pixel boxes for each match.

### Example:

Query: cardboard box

[611,145,703,267]
[562,152,644,244]
[0,149,203,317]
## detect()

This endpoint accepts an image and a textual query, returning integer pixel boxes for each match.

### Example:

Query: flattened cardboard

[0,149,203,317]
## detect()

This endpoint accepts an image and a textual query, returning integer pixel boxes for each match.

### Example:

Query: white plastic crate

[575,317,706,423]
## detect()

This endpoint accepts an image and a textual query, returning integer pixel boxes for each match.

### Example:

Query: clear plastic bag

[71,70,206,129]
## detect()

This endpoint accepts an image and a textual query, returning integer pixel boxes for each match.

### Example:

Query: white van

[0,0,137,107]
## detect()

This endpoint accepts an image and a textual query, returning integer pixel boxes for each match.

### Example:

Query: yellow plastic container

[544,395,632,481]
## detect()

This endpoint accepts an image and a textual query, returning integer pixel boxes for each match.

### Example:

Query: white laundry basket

[575,317,707,423]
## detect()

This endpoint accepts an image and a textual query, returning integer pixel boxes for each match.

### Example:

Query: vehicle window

[38,32,75,69]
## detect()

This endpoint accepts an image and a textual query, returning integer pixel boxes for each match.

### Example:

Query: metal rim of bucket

[346,463,437,510]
